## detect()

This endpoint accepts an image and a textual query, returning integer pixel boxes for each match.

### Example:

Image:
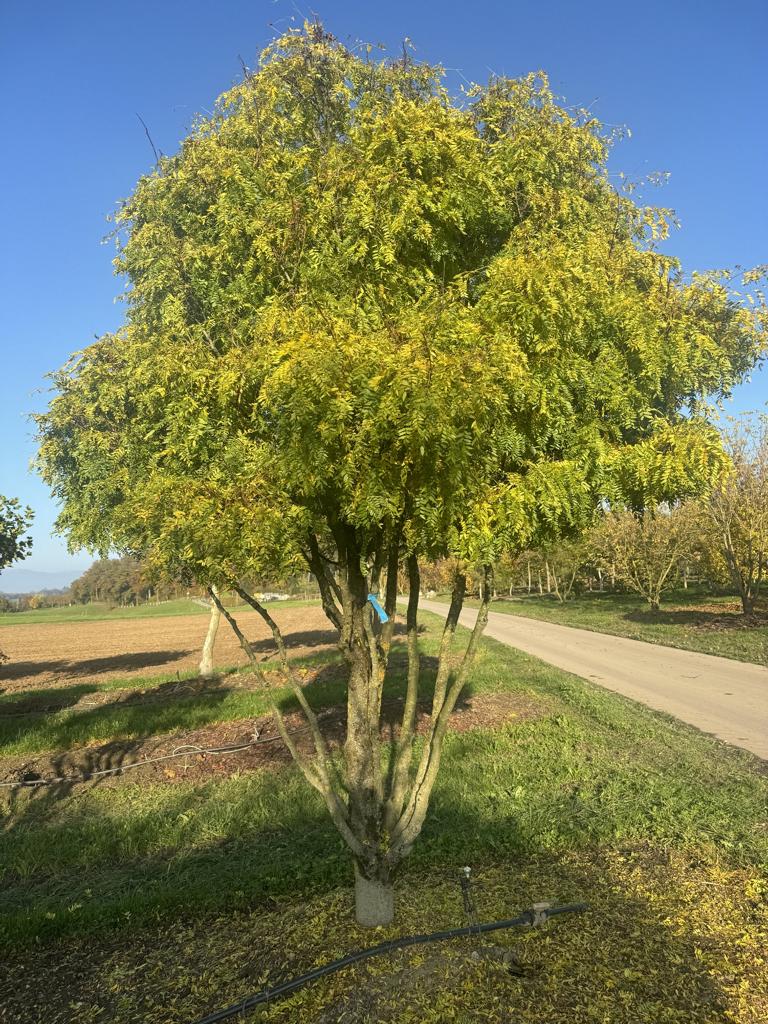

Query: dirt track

[0,606,335,693]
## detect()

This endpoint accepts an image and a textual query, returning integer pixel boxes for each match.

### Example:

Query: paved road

[416,599,768,760]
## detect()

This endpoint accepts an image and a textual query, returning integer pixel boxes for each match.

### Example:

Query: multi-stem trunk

[329,544,493,927]
[333,543,493,927]
[216,537,493,929]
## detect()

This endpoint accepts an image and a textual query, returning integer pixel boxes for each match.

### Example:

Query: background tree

[591,503,700,611]
[0,495,33,660]
[539,539,590,602]
[36,26,765,925]
[0,496,32,578]
[419,558,458,595]
[696,416,768,615]
[491,551,527,596]
[69,557,151,605]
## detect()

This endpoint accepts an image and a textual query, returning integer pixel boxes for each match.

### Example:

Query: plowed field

[0,604,333,693]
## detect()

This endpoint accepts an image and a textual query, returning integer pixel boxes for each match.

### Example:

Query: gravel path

[416,599,768,760]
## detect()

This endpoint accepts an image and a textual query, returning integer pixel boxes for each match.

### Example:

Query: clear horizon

[1,0,766,574]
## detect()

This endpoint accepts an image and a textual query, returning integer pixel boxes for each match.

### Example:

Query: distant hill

[0,567,84,595]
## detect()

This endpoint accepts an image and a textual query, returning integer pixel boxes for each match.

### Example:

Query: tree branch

[380,523,403,656]
[213,587,361,852]
[387,564,492,862]
[430,566,467,718]
[384,553,420,829]
[135,113,160,166]
[233,582,344,794]
[306,531,343,630]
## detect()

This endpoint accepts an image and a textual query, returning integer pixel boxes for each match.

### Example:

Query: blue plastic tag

[367,594,389,623]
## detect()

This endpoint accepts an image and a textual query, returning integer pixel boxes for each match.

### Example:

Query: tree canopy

[37,28,765,581]
[35,25,766,924]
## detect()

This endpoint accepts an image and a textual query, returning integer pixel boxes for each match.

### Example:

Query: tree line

[0,557,324,611]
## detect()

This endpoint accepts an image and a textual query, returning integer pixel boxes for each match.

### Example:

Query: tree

[591,504,700,611]
[0,496,33,577]
[70,557,149,605]
[698,416,768,614]
[35,26,765,925]
[419,558,459,595]
[540,540,589,602]
[199,585,222,678]
[0,496,33,660]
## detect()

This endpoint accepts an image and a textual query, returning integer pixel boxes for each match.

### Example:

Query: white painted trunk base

[354,866,394,927]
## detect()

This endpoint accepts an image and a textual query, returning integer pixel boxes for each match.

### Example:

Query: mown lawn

[0,612,765,1023]
[456,589,768,664]
[0,597,316,627]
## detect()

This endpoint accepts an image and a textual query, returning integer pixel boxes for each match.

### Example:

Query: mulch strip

[0,690,546,791]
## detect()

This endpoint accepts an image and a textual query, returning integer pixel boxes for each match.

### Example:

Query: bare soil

[0,606,336,694]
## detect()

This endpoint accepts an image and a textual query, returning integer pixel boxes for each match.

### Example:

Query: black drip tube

[191,901,587,1024]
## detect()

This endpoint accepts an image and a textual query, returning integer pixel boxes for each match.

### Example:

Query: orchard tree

[697,415,768,614]
[539,539,590,602]
[0,496,33,660]
[591,504,700,611]
[36,26,765,925]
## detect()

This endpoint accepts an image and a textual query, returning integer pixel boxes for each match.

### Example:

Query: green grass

[1,612,766,1022]
[455,589,768,664]
[0,597,318,626]
[0,651,342,759]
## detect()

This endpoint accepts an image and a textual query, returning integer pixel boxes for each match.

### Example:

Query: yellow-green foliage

[36,24,765,580]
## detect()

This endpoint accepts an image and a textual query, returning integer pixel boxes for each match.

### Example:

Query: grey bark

[199,586,221,677]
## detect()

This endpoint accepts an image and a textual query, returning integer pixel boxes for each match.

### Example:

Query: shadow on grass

[0,653,466,843]
[0,649,194,683]
[250,627,339,654]
[0,655,390,761]
[623,607,767,630]
[0,684,100,716]
[248,620,422,658]
[0,674,250,759]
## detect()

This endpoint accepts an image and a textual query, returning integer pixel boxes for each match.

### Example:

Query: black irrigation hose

[0,725,317,789]
[0,735,288,789]
[192,902,588,1024]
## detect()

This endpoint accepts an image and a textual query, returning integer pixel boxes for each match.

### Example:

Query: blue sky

[1,0,766,578]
